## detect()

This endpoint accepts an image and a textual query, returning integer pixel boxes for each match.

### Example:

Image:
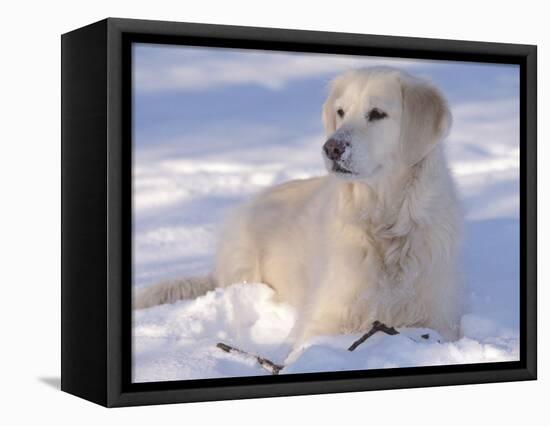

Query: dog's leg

[286,302,345,360]
[133,275,217,309]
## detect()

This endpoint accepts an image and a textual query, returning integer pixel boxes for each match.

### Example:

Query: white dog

[135,67,462,345]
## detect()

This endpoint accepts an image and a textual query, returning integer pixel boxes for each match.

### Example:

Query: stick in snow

[348,320,399,351]
[216,342,285,375]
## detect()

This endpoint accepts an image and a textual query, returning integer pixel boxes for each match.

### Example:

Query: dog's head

[321,67,451,181]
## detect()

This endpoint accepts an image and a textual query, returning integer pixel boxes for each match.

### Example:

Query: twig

[216,342,285,375]
[348,321,399,351]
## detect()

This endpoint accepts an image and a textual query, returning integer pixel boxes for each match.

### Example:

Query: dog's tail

[134,275,217,310]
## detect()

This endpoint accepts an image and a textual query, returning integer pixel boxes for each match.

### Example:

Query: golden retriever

[135,67,462,345]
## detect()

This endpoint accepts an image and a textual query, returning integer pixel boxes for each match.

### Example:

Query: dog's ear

[399,79,451,165]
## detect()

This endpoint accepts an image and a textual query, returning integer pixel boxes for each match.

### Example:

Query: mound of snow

[133,283,295,382]
[133,283,518,382]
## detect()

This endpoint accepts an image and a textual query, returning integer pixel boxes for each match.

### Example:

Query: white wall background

[0,0,545,424]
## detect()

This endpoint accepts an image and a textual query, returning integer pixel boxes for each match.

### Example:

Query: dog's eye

[337,108,345,118]
[367,108,388,121]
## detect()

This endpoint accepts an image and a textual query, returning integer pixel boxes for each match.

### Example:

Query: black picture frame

[61,17,537,407]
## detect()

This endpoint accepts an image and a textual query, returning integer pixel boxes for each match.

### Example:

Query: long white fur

[135,67,463,345]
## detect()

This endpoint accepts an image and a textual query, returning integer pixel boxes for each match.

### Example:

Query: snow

[132,47,520,382]
[133,282,518,382]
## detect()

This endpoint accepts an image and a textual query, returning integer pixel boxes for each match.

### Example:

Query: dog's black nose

[323,138,347,161]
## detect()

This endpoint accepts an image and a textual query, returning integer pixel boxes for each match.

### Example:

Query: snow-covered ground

[132,45,520,382]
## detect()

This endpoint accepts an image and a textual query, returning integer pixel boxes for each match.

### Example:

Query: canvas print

[131,43,519,383]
